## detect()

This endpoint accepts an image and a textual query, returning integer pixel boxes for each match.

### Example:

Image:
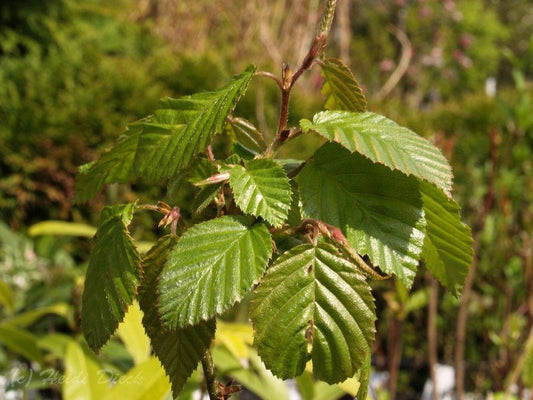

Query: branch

[455,128,499,399]
[375,25,413,101]
[201,350,220,400]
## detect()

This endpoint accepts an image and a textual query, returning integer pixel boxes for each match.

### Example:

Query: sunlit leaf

[301,111,453,196]
[104,357,171,400]
[298,143,426,287]
[421,181,473,296]
[159,216,272,329]
[215,321,253,359]
[229,159,292,227]
[250,243,376,383]
[320,58,367,112]
[28,221,96,237]
[134,65,256,181]
[116,301,150,365]
[74,66,255,202]
[81,204,141,352]
[63,341,110,400]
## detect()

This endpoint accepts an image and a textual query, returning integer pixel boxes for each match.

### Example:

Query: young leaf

[300,111,453,196]
[74,127,141,204]
[298,143,426,287]
[420,182,473,296]
[134,65,256,181]
[250,243,376,384]
[81,204,141,352]
[320,58,367,112]
[227,117,267,153]
[159,216,272,329]
[139,236,216,396]
[191,183,223,215]
[229,159,292,227]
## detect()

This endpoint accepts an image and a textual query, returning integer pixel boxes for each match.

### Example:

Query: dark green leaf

[250,243,376,383]
[421,182,472,296]
[300,111,453,196]
[134,65,256,181]
[82,204,141,352]
[298,143,426,287]
[320,58,367,112]
[139,236,215,397]
[159,216,272,329]
[229,159,292,227]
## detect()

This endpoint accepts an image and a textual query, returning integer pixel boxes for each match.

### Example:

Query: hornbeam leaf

[74,126,141,204]
[139,236,215,397]
[159,216,272,329]
[300,111,453,196]
[320,58,367,112]
[134,65,256,181]
[298,143,426,287]
[229,159,292,227]
[82,204,141,352]
[421,182,473,296]
[74,65,256,202]
[250,243,376,383]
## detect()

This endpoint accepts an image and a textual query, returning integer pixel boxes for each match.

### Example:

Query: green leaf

[523,344,533,386]
[74,126,140,204]
[300,111,453,196]
[250,243,376,384]
[63,340,110,400]
[28,221,96,237]
[320,58,367,112]
[82,204,142,352]
[103,357,171,400]
[5,303,72,328]
[159,216,272,329]
[0,324,43,364]
[355,352,371,400]
[191,183,223,215]
[74,66,255,202]
[421,182,473,296]
[298,143,426,287]
[138,236,216,397]
[0,279,15,314]
[229,159,292,227]
[227,117,267,153]
[187,158,218,184]
[134,65,256,181]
